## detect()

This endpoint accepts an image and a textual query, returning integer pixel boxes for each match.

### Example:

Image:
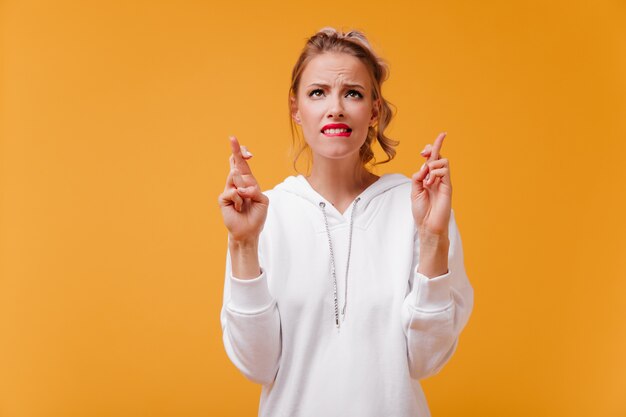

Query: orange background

[1,1,625,416]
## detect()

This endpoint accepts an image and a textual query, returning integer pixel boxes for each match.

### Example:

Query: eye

[346,89,363,98]
[308,89,324,97]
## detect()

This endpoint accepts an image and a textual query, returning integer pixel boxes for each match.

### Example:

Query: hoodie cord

[319,197,361,330]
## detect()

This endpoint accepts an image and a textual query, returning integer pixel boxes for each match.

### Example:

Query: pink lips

[321,123,352,137]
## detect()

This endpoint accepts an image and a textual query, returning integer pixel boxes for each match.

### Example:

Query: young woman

[218,27,474,417]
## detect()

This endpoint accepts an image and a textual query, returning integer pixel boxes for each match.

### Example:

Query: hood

[274,173,410,223]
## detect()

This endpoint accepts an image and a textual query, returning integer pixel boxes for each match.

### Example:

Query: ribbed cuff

[229,268,274,314]
[412,264,453,311]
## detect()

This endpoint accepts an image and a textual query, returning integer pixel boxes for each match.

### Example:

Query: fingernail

[420,163,426,170]
[241,146,253,157]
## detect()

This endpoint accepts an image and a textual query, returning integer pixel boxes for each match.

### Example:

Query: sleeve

[401,208,475,380]
[220,242,282,385]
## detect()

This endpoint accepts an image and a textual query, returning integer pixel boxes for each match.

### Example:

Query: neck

[305,153,378,207]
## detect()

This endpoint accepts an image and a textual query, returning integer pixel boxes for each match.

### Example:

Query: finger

[411,162,429,195]
[229,136,253,175]
[228,152,249,193]
[420,149,446,162]
[420,143,445,159]
[426,158,449,170]
[428,132,447,161]
[233,167,262,194]
[218,188,244,212]
[425,158,450,186]
[415,161,429,181]
[240,145,253,159]
[224,167,250,192]
[425,167,450,186]
[232,168,246,189]
[411,171,425,196]
[236,184,269,205]
[230,188,245,211]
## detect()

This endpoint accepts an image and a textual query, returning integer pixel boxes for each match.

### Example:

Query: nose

[326,94,344,118]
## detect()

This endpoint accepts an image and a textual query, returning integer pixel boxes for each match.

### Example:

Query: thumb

[411,163,428,197]
[237,184,269,205]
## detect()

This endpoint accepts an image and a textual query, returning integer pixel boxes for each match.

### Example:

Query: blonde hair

[288,27,398,174]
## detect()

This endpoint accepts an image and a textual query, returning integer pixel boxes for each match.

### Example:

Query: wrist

[228,235,259,250]
[418,228,449,249]
[418,233,449,279]
[228,235,261,279]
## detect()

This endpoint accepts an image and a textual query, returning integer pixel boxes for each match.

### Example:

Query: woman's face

[291,52,379,162]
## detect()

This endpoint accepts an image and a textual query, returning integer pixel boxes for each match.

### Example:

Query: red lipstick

[321,123,352,137]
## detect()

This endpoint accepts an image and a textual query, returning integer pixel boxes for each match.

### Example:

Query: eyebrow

[306,82,366,90]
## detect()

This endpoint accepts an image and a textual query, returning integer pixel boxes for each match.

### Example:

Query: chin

[311,145,362,161]
[308,136,365,158]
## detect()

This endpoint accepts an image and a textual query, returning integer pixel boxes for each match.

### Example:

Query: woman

[218,27,474,417]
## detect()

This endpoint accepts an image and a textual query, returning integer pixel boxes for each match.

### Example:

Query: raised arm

[218,136,281,385]
[402,132,474,379]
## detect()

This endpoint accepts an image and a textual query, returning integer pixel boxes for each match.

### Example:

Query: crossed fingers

[226,136,255,191]
[419,132,450,186]
[229,136,253,172]
[421,132,446,161]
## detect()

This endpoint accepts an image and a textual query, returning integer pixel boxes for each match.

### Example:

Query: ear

[370,98,380,126]
[290,94,301,124]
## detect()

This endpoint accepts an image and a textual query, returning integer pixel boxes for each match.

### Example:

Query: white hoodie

[220,173,474,417]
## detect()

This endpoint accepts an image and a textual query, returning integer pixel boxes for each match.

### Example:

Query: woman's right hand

[218,136,269,243]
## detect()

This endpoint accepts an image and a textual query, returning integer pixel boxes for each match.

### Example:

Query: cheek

[299,109,323,132]
[348,100,372,117]
[300,103,323,118]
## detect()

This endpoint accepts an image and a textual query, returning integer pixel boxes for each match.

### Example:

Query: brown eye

[346,90,363,98]
[309,89,324,97]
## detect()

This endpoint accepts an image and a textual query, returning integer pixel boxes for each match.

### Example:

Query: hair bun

[314,27,374,51]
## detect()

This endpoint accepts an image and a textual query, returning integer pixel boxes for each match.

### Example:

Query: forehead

[301,52,371,87]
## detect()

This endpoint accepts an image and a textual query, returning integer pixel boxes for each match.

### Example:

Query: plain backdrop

[1,0,625,416]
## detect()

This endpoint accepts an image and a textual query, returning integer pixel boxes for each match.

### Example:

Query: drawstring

[319,197,361,330]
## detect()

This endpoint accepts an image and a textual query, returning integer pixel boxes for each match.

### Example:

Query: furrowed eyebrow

[307,82,365,90]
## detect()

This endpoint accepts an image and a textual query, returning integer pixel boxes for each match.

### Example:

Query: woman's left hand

[411,132,452,237]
